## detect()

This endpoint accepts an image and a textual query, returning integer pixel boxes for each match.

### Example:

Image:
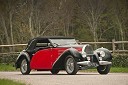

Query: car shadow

[17,72,99,76]
[29,74,99,75]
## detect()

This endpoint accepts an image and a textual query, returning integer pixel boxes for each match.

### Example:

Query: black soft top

[26,36,74,50]
[27,36,74,45]
[34,36,74,40]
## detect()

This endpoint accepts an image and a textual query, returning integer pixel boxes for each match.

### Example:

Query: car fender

[15,51,30,69]
[95,48,112,61]
[68,48,83,61]
[52,48,83,69]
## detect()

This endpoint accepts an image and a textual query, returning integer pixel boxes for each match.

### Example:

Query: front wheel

[20,58,31,75]
[65,55,79,75]
[97,65,111,74]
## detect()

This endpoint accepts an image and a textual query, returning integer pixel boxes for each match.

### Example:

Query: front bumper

[99,61,112,65]
[77,61,112,66]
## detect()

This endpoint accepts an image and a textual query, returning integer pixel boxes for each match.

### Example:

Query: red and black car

[15,36,112,75]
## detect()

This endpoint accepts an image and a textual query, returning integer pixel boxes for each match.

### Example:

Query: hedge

[112,54,128,67]
[0,55,17,64]
[0,54,128,67]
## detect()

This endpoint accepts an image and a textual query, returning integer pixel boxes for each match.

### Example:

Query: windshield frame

[49,38,78,47]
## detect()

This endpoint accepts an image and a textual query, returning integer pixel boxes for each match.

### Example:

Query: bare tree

[111,0,128,50]
[76,0,108,48]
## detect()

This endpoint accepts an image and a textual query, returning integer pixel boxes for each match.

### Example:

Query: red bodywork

[30,47,82,70]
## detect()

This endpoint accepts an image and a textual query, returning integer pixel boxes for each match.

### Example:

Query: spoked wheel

[20,58,31,75]
[97,65,111,74]
[51,69,60,74]
[65,55,79,75]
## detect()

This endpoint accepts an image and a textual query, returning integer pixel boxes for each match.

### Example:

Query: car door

[30,42,52,70]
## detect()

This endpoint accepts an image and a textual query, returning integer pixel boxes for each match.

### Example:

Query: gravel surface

[0,71,128,85]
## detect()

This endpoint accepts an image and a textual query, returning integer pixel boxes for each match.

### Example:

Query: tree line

[0,0,128,52]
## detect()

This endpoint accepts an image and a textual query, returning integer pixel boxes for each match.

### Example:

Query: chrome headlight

[100,51,105,57]
[95,47,112,61]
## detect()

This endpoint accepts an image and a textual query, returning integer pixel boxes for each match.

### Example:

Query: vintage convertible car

[15,36,112,75]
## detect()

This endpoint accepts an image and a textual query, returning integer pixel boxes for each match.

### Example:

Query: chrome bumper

[77,61,112,66]
[99,61,112,65]
[77,61,91,66]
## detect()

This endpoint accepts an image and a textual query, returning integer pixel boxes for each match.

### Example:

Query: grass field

[110,67,128,73]
[0,64,128,73]
[0,79,25,85]
[82,67,128,73]
[0,64,16,71]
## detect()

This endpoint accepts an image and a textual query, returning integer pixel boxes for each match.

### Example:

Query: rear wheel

[97,65,111,74]
[51,69,59,74]
[20,58,31,75]
[65,55,79,75]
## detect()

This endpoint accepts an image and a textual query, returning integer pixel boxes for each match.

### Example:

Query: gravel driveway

[0,71,128,85]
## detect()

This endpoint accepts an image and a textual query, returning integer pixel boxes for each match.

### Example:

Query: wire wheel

[65,55,78,75]
[20,58,31,75]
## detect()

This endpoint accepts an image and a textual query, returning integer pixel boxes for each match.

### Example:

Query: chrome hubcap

[21,59,27,73]
[66,57,74,73]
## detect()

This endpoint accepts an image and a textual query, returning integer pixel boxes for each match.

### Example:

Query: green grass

[0,64,16,71]
[0,79,26,85]
[81,67,128,73]
[110,67,128,73]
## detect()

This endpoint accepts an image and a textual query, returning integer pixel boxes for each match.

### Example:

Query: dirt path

[0,71,128,85]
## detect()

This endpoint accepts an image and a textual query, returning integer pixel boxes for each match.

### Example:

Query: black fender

[52,48,83,70]
[95,48,112,61]
[15,51,30,69]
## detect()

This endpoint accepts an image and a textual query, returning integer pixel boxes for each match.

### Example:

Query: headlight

[100,51,105,57]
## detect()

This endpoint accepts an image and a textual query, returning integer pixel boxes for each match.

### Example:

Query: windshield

[49,39,78,46]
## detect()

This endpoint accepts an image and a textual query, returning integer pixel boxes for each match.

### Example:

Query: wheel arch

[52,48,83,70]
[15,52,30,69]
